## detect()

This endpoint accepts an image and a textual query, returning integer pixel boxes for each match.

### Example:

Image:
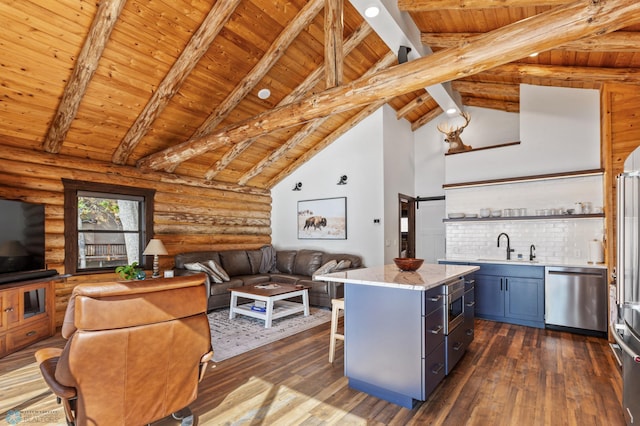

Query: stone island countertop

[316,263,479,291]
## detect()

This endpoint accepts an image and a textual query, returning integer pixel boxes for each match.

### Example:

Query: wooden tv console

[0,277,59,358]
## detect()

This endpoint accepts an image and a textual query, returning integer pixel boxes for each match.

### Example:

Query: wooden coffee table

[228,283,310,328]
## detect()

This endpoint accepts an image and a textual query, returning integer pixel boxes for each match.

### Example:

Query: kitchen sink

[476,258,539,264]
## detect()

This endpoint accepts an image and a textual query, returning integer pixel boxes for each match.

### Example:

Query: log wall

[602,83,640,278]
[0,145,271,327]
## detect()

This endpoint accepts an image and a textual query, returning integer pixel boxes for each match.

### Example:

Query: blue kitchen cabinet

[474,273,505,317]
[471,263,545,328]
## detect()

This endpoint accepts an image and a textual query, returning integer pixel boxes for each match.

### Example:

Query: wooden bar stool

[329,298,345,363]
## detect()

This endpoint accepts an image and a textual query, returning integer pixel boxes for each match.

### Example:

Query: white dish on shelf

[448,213,465,219]
[465,214,478,218]
[491,211,502,217]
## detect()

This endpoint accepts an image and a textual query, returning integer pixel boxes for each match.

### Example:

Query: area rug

[208,306,331,362]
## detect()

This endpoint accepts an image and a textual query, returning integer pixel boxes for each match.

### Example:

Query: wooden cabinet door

[474,274,504,318]
[2,290,20,327]
[504,277,544,322]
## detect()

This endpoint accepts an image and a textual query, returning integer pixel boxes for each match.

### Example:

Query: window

[63,180,155,274]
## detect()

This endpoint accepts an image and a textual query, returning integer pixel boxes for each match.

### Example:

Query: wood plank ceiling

[1,0,640,190]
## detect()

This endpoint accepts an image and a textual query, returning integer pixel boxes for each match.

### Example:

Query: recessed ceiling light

[364,6,380,18]
[529,52,539,57]
[446,108,458,115]
[258,88,271,99]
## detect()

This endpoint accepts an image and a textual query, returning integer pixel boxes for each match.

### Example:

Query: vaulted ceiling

[2,0,640,190]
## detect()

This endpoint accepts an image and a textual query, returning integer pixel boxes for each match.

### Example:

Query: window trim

[63,179,155,275]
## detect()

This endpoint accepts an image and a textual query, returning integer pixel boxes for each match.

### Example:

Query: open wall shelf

[443,213,604,223]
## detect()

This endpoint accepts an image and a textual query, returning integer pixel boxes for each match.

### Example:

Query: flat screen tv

[0,198,54,284]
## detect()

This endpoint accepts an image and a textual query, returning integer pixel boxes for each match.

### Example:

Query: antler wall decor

[437,112,472,154]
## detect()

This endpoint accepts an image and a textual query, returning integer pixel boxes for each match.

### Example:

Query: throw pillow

[184,262,222,284]
[207,259,230,281]
[259,244,278,273]
[334,259,352,270]
[312,260,338,280]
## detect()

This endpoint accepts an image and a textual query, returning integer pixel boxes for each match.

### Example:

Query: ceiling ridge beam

[42,0,127,154]
[203,22,372,180]
[110,0,242,165]
[349,0,463,116]
[238,51,397,186]
[136,0,640,172]
[423,30,640,52]
[399,0,570,11]
[187,0,325,145]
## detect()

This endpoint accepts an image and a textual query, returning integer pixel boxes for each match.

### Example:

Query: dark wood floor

[0,318,625,425]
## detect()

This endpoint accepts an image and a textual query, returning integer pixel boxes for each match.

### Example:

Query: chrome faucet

[529,244,536,261]
[497,232,514,260]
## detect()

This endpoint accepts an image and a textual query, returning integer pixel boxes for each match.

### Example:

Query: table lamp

[142,239,168,278]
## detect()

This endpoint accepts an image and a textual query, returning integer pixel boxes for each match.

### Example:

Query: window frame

[63,179,155,275]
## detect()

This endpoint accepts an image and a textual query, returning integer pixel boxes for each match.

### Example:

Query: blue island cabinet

[472,263,545,328]
[344,283,446,408]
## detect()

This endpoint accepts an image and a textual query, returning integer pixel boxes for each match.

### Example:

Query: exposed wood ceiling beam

[137,0,640,172]
[42,0,127,154]
[110,0,242,165]
[325,0,344,88]
[267,99,388,188]
[451,81,520,97]
[462,97,520,112]
[478,63,640,85]
[188,0,324,144]
[238,52,397,186]
[203,22,372,180]
[399,0,570,11]
[396,93,433,120]
[422,31,640,52]
[411,106,443,131]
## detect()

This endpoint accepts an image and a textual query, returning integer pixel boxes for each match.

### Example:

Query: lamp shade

[142,239,168,256]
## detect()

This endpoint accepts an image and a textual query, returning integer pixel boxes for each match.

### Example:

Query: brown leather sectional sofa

[173,246,363,311]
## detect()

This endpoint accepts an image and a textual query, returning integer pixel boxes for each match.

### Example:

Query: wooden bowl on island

[393,257,424,271]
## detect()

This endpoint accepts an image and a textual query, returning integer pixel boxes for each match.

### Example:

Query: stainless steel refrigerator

[612,145,640,425]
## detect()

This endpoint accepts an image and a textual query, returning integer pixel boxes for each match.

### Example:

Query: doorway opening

[399,194,416,258]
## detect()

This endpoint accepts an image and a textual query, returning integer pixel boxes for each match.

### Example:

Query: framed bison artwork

[297,197,347,240]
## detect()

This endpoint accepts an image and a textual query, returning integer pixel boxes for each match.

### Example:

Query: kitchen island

[317,263,479,408]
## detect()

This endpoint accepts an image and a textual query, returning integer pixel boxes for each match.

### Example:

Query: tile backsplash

[445,218,604,264]
[444,174,605,264]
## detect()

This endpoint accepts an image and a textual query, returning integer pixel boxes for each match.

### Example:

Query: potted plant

[115,262,145,280]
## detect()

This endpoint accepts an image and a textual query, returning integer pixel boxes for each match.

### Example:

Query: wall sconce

[142,238,168,278]
[337,175,348,185]
[292,182,302,191]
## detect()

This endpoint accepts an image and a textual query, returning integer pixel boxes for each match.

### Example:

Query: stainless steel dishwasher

[544,266,607,333]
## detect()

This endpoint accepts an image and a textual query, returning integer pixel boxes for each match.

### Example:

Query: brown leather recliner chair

[35,274,213,426]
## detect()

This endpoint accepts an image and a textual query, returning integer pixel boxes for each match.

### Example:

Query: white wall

[271,108,387,267]
[445,85,600,184]
[382,105,415,262]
